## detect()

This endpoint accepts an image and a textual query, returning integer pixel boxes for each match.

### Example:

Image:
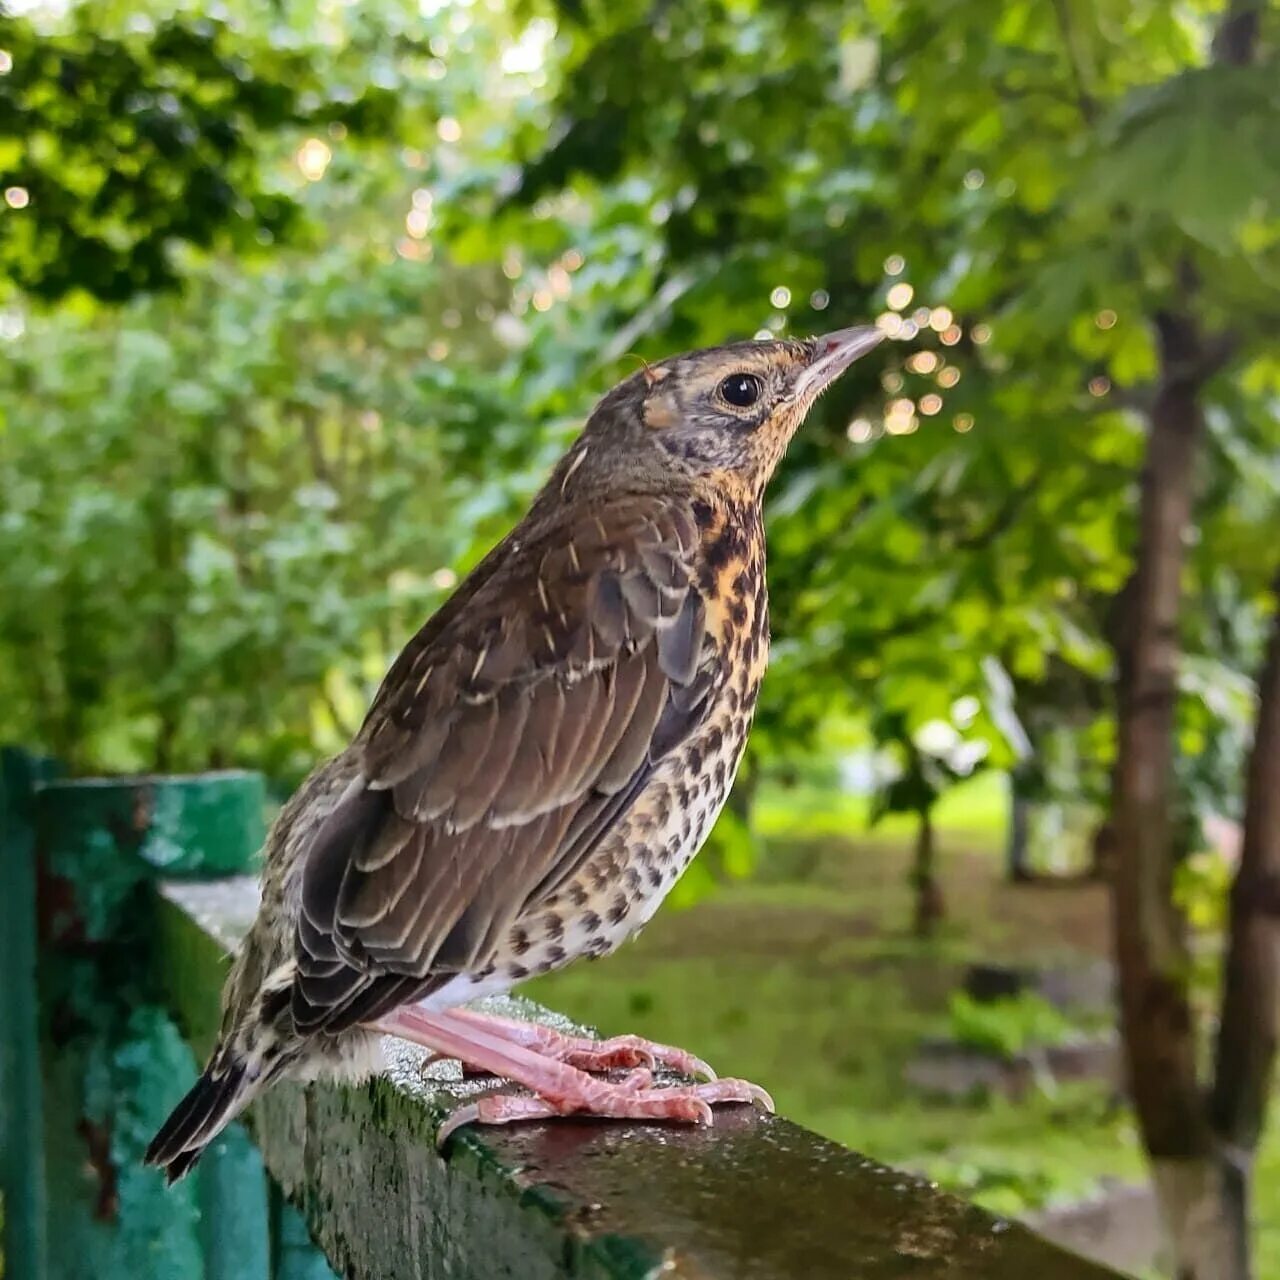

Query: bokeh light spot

[886,282,914,311]
[296,138,331,181]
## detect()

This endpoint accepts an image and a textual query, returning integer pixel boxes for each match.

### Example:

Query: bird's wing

[290,495,715,1034]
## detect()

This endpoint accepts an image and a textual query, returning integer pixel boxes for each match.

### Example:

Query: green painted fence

[0,752,333,1280]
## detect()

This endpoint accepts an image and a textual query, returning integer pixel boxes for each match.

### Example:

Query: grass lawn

[525,778,1280,1275]
[753,769,1010,843]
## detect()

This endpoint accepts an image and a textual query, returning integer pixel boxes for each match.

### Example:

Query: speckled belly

[481,682,755,991]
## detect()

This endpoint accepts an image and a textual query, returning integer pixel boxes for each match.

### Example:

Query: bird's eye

[718,373,764,409]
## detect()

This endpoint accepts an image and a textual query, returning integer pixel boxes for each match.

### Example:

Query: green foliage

[0,1,530,779]
[917,1140,1105,1218]
[0,10,403,300]
[0,256,510,776]
[1174,849,1233,934]
[947,992,1079,1060]
[1086,64,1280,254]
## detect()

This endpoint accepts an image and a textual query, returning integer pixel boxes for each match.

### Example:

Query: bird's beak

[793,326,885,400]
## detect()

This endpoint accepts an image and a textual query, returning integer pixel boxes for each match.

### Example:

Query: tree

[0,8,402,300]
[1099,6,1278,1271]
[868,708,985,936]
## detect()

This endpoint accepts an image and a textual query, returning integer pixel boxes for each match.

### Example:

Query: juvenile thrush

[146,326,883,1180]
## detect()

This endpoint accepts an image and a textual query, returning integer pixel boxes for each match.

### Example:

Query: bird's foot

[445,1007,717,1079]
[436,1076,771,1146]
[371,1005,770,1148]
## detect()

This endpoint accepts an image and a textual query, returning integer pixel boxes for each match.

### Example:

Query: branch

[317,681,358,740]
[1197,330,1242,383]
[1154,310,1240,390]
[291,402,333,487]
[1106,0,1265,1193]
[1108,384,1155,415]
[988,76,1082,112]
[1049,0,1100,124]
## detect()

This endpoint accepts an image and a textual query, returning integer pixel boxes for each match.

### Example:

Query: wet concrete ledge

[155,878,1123,1280]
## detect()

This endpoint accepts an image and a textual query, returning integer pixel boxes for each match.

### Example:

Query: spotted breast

[475,495,770,991]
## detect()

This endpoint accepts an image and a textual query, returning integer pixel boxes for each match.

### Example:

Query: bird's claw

[560,1033,717,1081]
[436,1076,771,1149]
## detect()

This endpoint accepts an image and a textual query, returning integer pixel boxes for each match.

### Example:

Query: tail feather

[145,1055,256,1183]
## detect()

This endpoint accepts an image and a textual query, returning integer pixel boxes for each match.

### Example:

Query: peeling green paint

[26,770,275,1280]
[35,773,265,944]
[40,1002,206,1280]
[198,1123,272,1280]
[270,1184,340,1280]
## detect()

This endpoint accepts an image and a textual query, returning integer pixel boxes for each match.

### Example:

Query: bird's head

[568,327,884,503]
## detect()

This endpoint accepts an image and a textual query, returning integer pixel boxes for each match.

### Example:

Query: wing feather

[449,691,531,830]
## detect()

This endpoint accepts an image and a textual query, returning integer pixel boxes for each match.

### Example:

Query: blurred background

[1,0,1277,1276]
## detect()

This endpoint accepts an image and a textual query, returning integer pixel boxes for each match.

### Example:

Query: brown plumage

[146,326,883,1180]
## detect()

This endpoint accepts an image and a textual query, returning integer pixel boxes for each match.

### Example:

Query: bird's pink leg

[371,1005,771,1146]
[444,1007,717,1079]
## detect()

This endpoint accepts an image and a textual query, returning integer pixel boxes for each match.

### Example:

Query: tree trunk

[1201,572,1280,1280]
[1151,1159,1247,1280]
[1109,311,1240,1277]
[912,807,943,936]
[1006,770,1033,882]
[1108,5,1262,1272]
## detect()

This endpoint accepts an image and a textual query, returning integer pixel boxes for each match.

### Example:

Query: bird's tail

[144,1049,263,1183]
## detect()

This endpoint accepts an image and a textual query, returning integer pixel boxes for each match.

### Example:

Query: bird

[145,324,884,1181]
